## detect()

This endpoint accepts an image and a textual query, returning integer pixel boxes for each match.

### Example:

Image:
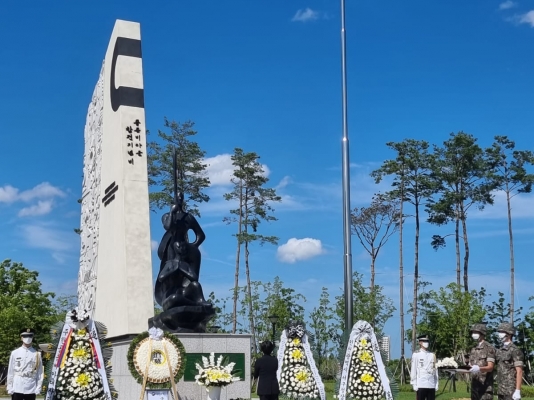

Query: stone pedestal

[109,333,252,400]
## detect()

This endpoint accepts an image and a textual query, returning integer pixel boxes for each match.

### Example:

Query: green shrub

[521,385,534,398]
[0,385,7,396]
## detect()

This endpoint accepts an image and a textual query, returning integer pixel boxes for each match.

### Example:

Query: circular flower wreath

[346,338,383,400]
[280,337,320,399]
[127,331,186,389]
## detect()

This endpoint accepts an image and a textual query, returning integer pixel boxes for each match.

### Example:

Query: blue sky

[2,1,534,358]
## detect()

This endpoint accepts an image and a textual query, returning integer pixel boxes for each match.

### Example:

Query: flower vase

[207,385,222,400]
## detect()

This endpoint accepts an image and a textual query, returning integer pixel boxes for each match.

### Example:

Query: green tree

[485,291,522,347]
[486,136,534,321]
[334,271,395,347]
[51,294,78,324]
[235,278,305,356]
[0,260,55,365]
[224,148,281,351]
[147,118,210,216]
[516,296,534,381]
[372,139,435,353]
[427,132,494,291]
[409,282,486,359]
[309,287,336,369]
[350,193,400,291]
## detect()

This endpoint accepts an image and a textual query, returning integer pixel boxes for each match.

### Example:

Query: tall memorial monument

[77,20,153,338]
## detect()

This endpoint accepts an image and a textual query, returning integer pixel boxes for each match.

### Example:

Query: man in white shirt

[410,334,439,400]
[6,328,43,400]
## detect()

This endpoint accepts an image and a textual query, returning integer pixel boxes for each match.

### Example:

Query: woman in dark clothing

[253,341,280,400]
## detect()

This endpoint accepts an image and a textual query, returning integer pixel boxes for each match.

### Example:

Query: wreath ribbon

[138,339,153,400]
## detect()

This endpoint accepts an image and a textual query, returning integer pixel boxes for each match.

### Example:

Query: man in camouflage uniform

[469,323,496,400]
[495,322,523,400]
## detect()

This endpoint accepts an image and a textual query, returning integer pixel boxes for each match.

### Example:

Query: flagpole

[340,0,354,337]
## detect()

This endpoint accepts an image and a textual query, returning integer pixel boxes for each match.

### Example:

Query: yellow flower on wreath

[359,350,372,364]
[295,370,309,382]
[73,347,88,358]
[360,338,368,347]
[76,372,91,387]
[291,349,304,360]
[292,338,301,345]
[361,373,375,383]
[77,328,87,336]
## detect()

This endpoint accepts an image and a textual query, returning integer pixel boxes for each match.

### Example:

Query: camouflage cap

[470,323,487,335]
[497,322,515,336]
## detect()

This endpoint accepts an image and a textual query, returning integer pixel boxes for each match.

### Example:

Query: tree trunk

[412,198,420,352]
[232,180,243,333]
[506,186,515,323]
[455,203,461,287]
[245,240,257,354]
[461,202,469,292]
[399,195,405,384]
[370,254,376,329]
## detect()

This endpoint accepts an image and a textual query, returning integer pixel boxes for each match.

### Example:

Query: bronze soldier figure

[468,323,496,400]
[495,322,524,400]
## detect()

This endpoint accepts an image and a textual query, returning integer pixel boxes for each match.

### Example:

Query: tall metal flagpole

[340,0,354,337]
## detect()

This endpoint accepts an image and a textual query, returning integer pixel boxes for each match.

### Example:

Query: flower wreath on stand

[127,327,186,400]
[276,321,326,400]
[337,320,397,400]
[44,308,116,400]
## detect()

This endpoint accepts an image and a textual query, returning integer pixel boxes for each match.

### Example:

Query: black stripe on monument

[110,37,145,112]
[105,181,117,194]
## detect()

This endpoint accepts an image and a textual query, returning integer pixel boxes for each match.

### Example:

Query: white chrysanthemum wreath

[127,328,186,391]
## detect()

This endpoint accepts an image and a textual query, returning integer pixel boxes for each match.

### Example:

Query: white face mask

[22,337,33,345]
[472,333,480,340]
[421,342,429,349]
[497,332,507,341]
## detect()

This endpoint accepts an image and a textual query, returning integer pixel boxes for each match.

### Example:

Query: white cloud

[204,153,271,187]
[18,200,54,217]
[151,240,159,251]
[277,237,325,263]
[292,8,320,22]
[0,185,19,203]
[518,10,534,26]
[499,1,517,10]
[204,154,235,186]
[18,182,65,202]
[471,190,534,219]
[276,176,292,190]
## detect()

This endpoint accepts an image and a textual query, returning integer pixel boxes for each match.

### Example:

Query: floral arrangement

[53,328,106,400]
[194,353,241,388]
[278,327,323,400]
[436,357,458,369]
[127,329,186,389]
[345,337,384,400]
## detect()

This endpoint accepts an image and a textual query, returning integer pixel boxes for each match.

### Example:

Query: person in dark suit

[254,341,280,400]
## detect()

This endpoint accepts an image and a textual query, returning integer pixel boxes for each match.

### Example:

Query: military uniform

[410,335,439,400]
[469,323,496,400]
[496,342,524,400]
[469,340,496,400]
[6,329,43,400]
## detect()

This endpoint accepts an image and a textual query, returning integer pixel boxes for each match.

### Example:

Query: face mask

[22,337,33,345]
[422,342,429,349]
[497,332,507,341]
[472,333,480,340]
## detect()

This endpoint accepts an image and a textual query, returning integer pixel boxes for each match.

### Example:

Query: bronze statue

[149,150,214,332]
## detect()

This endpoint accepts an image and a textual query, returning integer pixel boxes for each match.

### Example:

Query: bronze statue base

[148,305,215,333]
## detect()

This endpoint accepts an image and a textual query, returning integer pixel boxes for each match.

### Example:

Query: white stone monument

[78,19,154,338]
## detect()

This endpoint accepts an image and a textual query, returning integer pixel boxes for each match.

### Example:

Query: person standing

[410,335,439,400]
[468,323,496,400]
[495,323,524,400]
[6,329,43,400]
[254,341,280,400]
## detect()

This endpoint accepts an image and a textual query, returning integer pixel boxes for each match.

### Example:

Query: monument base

[109,332,252,400]
[148,305,216,333]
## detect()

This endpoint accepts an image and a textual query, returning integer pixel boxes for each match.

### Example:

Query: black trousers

[417,388,436,400]
[12,394,36,400]
[259,395,279,400]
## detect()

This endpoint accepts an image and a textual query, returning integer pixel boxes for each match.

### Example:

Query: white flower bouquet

[346,338,383,400]
[54,328,106,400]
[194,353,240,388]
[279,337,320,399]
[436,357,458,369]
